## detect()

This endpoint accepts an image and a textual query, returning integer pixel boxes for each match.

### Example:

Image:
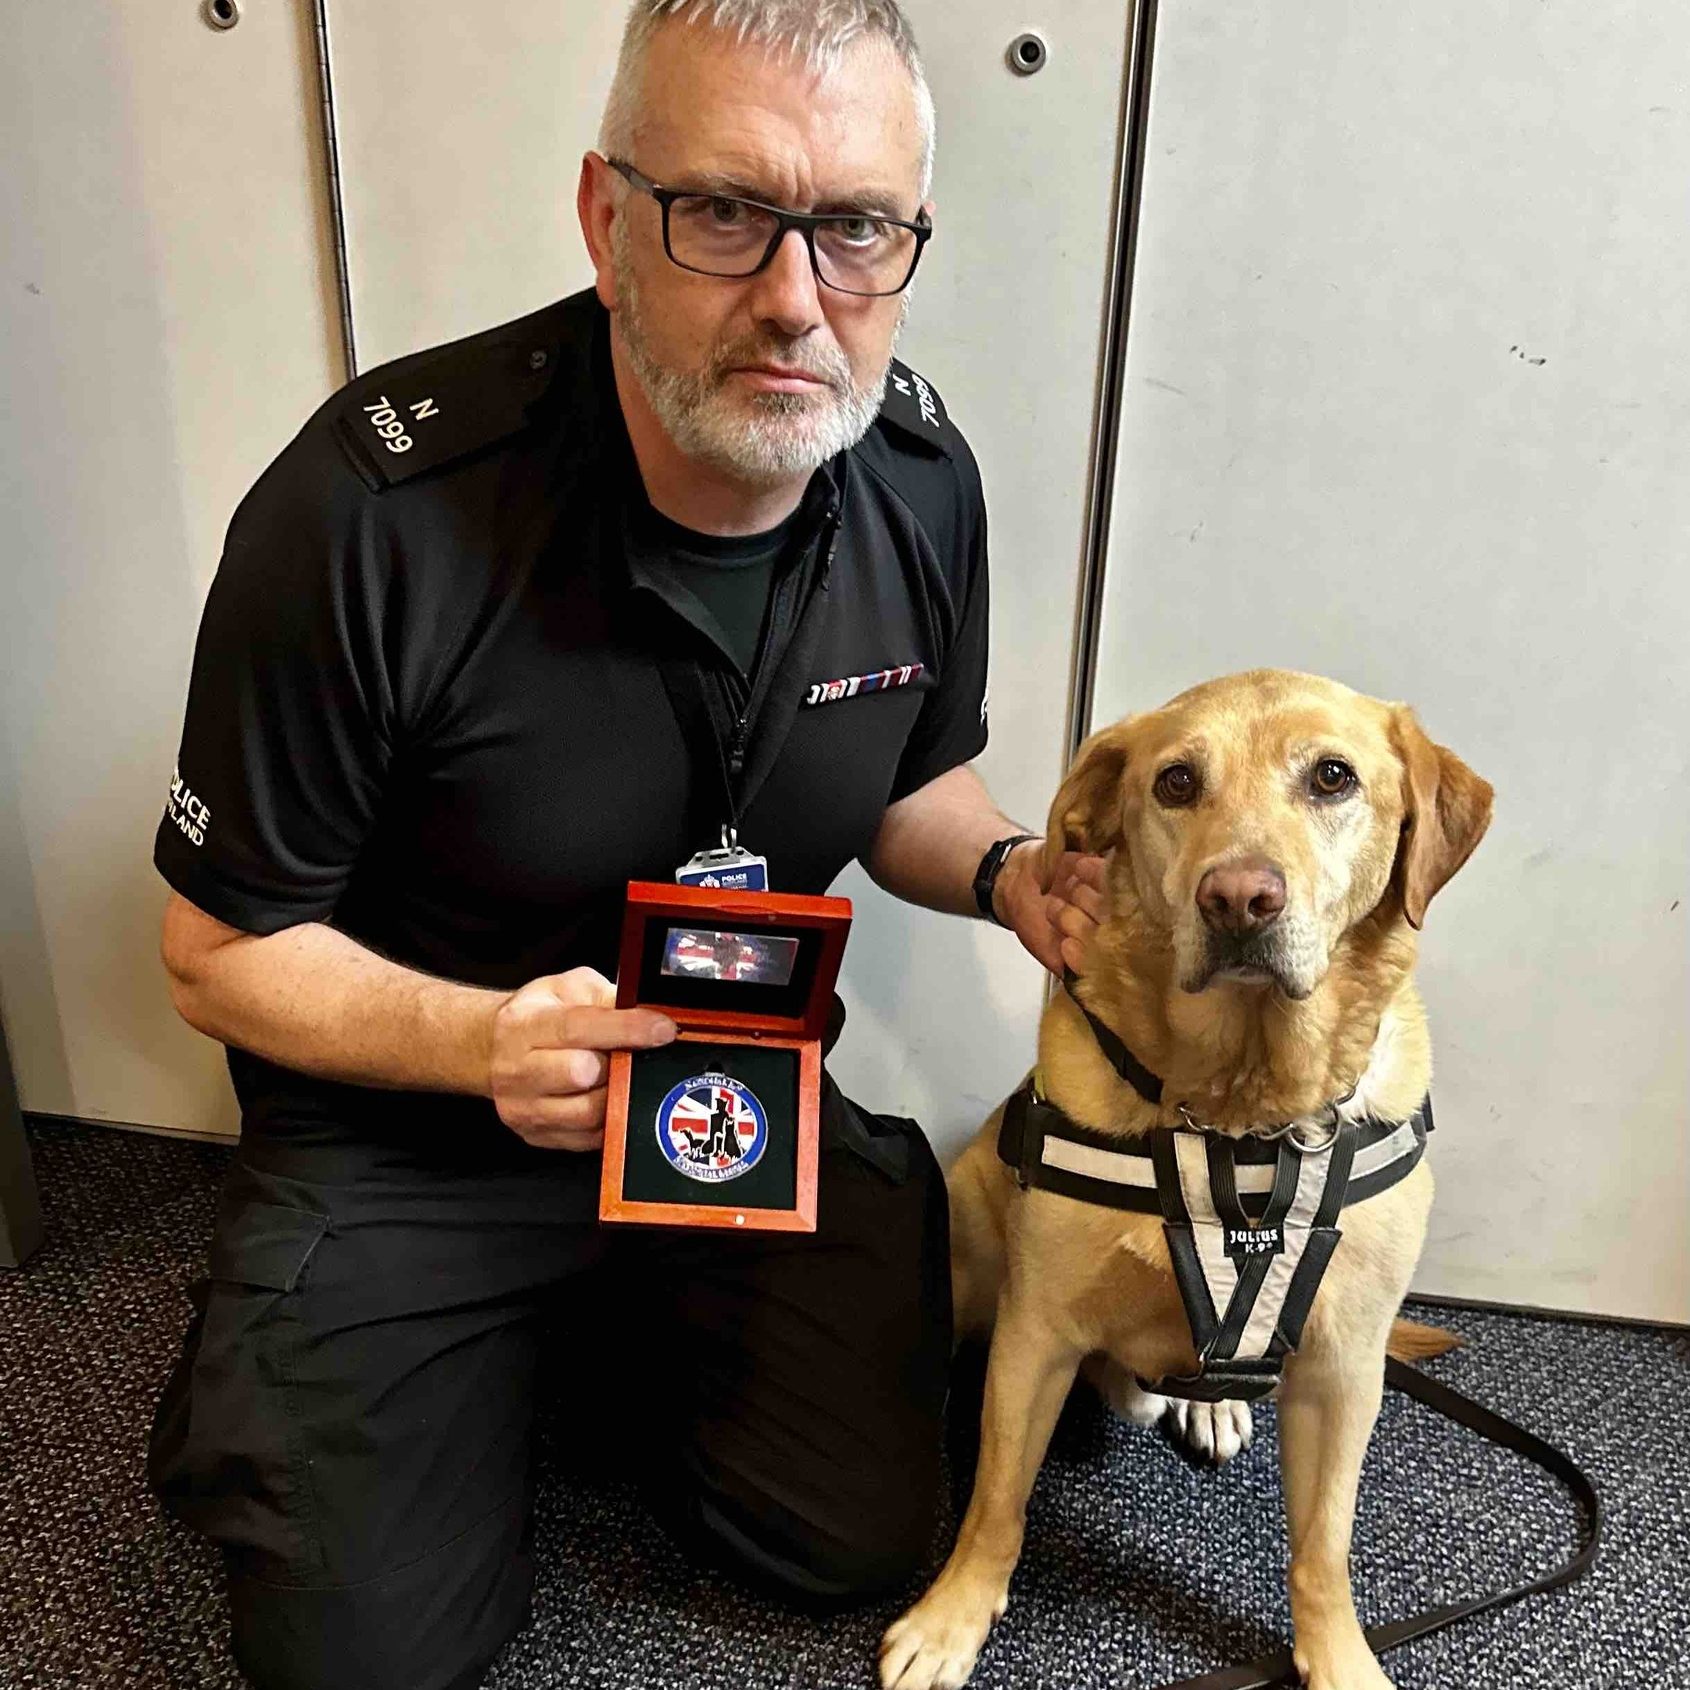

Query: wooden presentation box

[599,881,852,1234]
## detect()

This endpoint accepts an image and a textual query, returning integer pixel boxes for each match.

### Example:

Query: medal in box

[599,881,851,1233]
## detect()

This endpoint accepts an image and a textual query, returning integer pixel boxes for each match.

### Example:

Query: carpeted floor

[2,1118,1686,1690]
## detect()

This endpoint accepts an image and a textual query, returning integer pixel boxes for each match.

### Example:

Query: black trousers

[148,1082,951,1690]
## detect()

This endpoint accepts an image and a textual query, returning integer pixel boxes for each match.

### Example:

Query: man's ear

[1389,707,1495,930]
[577,152,619,311]
[1043,721,1133,885]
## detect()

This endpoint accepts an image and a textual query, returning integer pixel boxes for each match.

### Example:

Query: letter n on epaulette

[333,334,559,491]
[878,358,953,456]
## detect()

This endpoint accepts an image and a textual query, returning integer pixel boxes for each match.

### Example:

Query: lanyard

[653,649,740,848]
[650,490,844,858]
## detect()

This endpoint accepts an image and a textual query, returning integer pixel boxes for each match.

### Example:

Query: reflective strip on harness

[1039,1136,1158,1187]
[1033,1114,1422,1202]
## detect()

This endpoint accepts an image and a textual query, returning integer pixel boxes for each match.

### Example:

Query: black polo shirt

[155,289,989,1148]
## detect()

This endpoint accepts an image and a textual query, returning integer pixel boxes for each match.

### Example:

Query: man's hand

[994,842,1109,976]
[489,966,677,1151]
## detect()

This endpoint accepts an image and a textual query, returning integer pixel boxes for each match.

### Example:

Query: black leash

[1155,1358,1603,1689]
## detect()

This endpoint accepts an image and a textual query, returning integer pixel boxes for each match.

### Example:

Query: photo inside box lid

[634,918,825,1028]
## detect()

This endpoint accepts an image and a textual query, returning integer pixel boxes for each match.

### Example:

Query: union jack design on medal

[656,1073,769,1184]
[803,664,924,707]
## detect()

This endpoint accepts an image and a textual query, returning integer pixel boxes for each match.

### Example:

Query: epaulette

[331,320,561,492]
[876,357,954,456]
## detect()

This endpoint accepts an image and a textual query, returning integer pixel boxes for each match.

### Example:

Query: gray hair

[599,0,936,200]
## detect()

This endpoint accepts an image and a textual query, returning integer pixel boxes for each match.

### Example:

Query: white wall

[322,0,1136,1153]
[8,6,1680,1323]
[2,6,341,1135]
[1093,0,1689,1321]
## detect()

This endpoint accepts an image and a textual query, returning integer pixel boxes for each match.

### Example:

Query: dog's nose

[1196,857,1287,935]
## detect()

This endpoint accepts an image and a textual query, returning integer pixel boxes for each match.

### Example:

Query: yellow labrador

[881,669,1493,1690]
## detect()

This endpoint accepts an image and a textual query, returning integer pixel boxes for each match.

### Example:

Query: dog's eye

[1154,763,1200,807]
[1311,758,1358,799]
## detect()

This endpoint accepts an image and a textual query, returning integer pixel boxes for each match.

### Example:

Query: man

[149,4,1103,1688]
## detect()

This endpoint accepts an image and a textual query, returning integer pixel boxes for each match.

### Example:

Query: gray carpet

[2,1118,1685,1690]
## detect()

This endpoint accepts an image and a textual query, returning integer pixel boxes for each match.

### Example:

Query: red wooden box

[600,881,851,1233]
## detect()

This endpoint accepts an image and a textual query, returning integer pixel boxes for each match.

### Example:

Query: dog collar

[1059,971,1164,1104]
[1057,972,1363,1142]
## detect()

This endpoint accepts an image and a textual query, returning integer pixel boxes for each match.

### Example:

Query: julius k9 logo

[165,766,211,848]
[657,1074,769,1184]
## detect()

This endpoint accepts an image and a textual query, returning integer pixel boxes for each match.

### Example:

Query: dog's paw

[1302,1668,1395,1690]
[1165,1397,1254,1464]
[1085,1356,1170,1427]
[879,1579,1006,1690]
[1296,1643,1395,1690]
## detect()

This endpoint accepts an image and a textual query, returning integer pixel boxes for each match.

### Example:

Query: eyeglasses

[608,159,931,298]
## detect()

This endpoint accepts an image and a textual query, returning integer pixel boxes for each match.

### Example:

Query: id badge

[676,846,769,893]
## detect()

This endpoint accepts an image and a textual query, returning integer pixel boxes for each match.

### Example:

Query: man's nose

[746,228,826,336]
[1196,856,1287,935]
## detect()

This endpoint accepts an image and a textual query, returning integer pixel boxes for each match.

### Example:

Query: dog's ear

[1043,722,1133,884]
[1389,707,1494,930]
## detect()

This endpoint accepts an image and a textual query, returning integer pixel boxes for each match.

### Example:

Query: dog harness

[996,988,1432,1404]
[996,988,1600,1690]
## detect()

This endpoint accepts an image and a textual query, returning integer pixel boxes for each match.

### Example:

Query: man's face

[601,22,927,485]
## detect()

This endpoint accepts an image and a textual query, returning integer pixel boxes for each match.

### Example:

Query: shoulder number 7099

[362,395,413,455]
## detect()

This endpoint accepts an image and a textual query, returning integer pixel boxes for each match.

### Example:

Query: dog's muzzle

[1185,928,1313,998]
[1183,856,1317,996]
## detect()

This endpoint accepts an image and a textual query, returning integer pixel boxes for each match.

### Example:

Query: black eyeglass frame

[608,158,932,298]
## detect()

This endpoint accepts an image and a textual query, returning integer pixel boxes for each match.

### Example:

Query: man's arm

[161,892,675,1150]
[861,764,1104,975]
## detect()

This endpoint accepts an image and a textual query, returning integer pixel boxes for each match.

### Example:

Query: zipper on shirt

[728,712,750,781]
[819,499,842,590]
[730,495,843,786]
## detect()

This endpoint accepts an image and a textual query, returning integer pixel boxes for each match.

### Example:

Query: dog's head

[1048,670,1493,1001]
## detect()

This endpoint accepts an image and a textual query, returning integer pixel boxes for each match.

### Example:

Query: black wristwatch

[972,834,1040,925]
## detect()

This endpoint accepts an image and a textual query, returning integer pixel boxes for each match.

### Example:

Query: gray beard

[612,223,903,486]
